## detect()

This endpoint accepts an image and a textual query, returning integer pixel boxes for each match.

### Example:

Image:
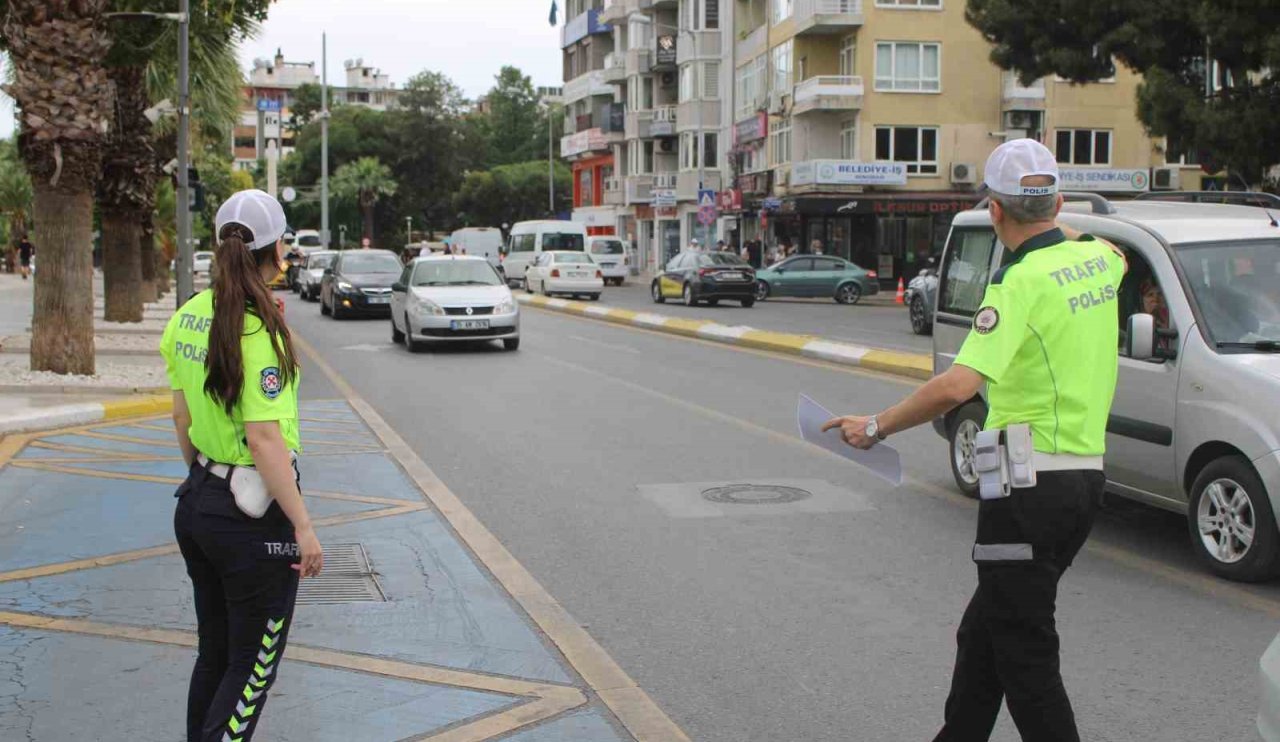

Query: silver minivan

[933,193,1280,581]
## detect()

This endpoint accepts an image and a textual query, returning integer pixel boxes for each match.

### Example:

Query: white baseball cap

[983,139,1059,197]
[215,189,288,251]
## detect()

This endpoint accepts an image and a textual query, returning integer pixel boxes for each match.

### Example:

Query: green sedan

[754,255,880,304]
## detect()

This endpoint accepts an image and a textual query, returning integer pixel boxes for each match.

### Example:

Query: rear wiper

[1217,340,1280,352]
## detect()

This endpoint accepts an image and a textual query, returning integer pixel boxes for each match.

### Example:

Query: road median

[0,391,171,435]
[517,294,933,380]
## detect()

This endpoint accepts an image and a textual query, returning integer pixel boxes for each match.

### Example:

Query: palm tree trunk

[362,201,375,243]
[98,64,151,322]
[139,220,159,302]
[30,187,95,375]
[100,209,143,321]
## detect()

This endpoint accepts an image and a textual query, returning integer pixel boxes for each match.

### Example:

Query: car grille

[443,306,494,316]
[422,326,505,338]
[361,287,391,297]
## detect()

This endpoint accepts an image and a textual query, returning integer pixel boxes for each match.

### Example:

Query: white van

[502,220,588,288]
[586,236,630,285]
[450,227,504,268]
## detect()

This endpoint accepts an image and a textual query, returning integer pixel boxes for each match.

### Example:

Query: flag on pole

[548,0,558,26]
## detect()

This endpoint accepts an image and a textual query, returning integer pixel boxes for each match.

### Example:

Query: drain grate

[296,542,386,605]
[701,484,813,505]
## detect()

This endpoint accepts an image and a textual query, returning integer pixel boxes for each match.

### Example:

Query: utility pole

[548,102,556,214]
[175,0,192,306]
[321,33,331,248]
[405,216,413,244]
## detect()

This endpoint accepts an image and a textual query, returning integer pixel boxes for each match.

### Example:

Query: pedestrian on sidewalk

[162,188,324,742]
[823,139,1127,742]
[18,235,32,280]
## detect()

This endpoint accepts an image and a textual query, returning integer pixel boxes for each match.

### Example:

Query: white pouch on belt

[974,429,1010,500]
[229,466,273,519]
[1005,423,1037,489]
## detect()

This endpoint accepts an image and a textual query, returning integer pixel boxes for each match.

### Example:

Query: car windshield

[194,252,213,260]
[297,235,322,248]
[412,260,502,287]
[1175,238,1280,348]
[542,233,584,251]
[341,253,402,274]
[698,253,747,267]
[308,254,336,270]
[553,253,594,265]
[590,240,625,255]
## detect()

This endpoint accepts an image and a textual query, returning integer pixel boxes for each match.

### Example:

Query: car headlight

[495,298,516,314]
[336,280,354,292]
[413,298,445,316]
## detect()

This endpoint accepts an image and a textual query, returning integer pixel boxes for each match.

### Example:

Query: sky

[0,0,565,138]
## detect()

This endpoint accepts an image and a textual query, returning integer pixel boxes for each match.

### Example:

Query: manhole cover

[701,484,813,505]
[296,542,386,605]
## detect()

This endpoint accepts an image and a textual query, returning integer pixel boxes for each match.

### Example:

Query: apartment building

[233,50,402,170]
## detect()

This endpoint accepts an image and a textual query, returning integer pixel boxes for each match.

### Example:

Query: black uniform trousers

[174,460,300,742]
[933,469,1104,742]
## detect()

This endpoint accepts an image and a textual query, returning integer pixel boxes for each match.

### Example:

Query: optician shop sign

[790,160,908,187]
[1058,168,1150,193]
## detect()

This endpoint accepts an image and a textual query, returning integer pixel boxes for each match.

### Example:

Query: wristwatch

[865,415,885,441]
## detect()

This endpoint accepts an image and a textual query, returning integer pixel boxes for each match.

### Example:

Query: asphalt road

[583,277,932,355]
[286,289,1279,742]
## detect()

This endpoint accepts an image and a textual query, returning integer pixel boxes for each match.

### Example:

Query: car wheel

[331,299,344,320]
[708,298,719,307]
[391,316,405,344]
[910,295,933,336]
[948,403,987,498]
[540,280,551,297]
[503,338,520,351]
[320,292,331,316]
[404,315,424,353]
[589,293,600,301]
[682,283,697,306]
[836,282,862,305]
[755,280,770,301]
[525,279,533,294]
[741,298,755,308]
[1188,455,1280,582]
[651,281,665,304]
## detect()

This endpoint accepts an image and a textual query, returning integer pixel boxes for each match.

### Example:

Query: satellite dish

[281,186,297,203]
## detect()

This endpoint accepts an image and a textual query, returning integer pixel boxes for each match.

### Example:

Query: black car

[320,250,403,319]
[651,251,756,307]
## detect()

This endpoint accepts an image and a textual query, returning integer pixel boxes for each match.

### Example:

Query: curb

[516,295,933,381]
[0,392,171,435]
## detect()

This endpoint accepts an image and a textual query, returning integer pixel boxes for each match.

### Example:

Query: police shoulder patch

[260,367,283,399]
[973,306,1000,335]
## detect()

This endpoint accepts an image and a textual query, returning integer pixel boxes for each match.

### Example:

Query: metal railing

[793,75,864,102]
[796,0,863,15]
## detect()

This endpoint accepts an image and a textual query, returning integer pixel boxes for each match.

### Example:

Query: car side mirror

[391,282,405,292]
[323,268,333,276]
[1126,313,1155,361]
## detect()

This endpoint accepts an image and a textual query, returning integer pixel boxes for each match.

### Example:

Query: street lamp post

[405,216,413,244]
[320,33,331,248]
[339,224,347,248]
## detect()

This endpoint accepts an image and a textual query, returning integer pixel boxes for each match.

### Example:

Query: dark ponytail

[204,223,300,414]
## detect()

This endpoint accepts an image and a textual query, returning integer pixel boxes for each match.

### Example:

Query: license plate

[366,296,389,304]
[721,273,744,281]
[602,263,617,268]
[451,319,490,330]
[570,272,590,278]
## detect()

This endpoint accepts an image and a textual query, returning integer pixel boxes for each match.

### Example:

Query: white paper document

[797,394,903,486]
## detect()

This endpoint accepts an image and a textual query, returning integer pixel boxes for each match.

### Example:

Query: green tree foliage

[332,156,397,243]
[287,82,325,133]
[482,66,554,167]
[453,161,572,228]
[966,0,1280,182]
[0,138,32,271]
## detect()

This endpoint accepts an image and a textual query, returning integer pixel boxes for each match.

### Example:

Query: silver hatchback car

[932,192,1280,582]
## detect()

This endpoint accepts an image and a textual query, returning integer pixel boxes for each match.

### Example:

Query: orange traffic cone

[895,277,905,304]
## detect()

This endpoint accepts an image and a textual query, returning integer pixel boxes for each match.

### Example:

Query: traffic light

[186,167,203,212]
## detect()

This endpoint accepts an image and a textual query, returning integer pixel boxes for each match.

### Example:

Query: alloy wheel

[1197,478,1256,564]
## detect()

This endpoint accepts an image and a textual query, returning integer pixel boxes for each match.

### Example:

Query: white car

[524,251,604,300]
[1261,632,1280,740]
[298,250,337,302]
[587,236,630,286]
[389,255,520,352]
[193,251,214,275]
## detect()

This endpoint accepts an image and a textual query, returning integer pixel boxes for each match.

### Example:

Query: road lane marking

[569,335,642,355]
[293,332,692,742]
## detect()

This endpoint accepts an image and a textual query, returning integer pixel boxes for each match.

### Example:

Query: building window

[840,119,857,159]
[874,125,939,174]
[703,62,720,99]
[735,54,768,119]
[1055,129,1111,166]
[742,144,767,173]
[772,40,793,93]
[704,132,718,169]
[579,169,594,206]
[642,76,655,109]
[876,0,941,7]
[683,0,719,30]
[874,42,941,93]
[680,132,719,170]
[771,119,792,165]
[839,36,856,77]
[644,140,656,173]
[772,0,792,25]
[628,18,651,50]
[1165,135,1197,166]
[679,64,696,102]
[630,140,655,175]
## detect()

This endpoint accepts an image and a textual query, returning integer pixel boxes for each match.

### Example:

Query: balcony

[1002,73,1046,111]
[600,0,626,24]
[736,24,768,63]
[651,105,677,137]
[561,128,615,159]
[561,8,612,49]
[676,171,722,201]
[794,0,864,36]
[676,99,721,132]
[562,69,614,105]
[677,30,722,65]
[655,172,678,189]
[604,176,624,206]
[626,48,652,77]
[626,175,654,203]
[603,52,626,83]
[792,75,864,116]
[626,110,654,139]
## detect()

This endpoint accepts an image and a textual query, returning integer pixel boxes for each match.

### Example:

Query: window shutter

[704,62,720,99]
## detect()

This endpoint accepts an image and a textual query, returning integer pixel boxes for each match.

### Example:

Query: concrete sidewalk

[0,400,646,741]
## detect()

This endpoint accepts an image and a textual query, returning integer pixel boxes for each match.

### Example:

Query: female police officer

[162,189,323,742]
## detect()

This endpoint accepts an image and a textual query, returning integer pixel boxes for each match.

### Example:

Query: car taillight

[551,269,561,278]
[699,268,713,277]
[596,270,603,278]
[624,255,630,265]
[867,270,878,278]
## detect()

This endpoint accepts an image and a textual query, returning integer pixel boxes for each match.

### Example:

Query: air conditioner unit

[950,162,977,185]
[1152,166,1180,191]
[657,138,676,153]
[1004,111,1034,130]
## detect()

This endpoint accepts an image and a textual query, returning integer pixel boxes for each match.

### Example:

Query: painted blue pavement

[0,402,633,741]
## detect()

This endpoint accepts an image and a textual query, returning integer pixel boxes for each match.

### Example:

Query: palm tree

[333,157,398,245]
[2,0,112,375]
[0,141,33,274]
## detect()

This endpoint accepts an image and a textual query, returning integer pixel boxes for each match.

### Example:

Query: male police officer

[824,139,1126,741]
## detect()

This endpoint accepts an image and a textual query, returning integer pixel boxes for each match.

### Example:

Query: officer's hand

[293,527,324,578]
[822,415,877,450]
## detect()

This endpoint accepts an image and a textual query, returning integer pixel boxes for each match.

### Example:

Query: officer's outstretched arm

[879,364,986,439]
